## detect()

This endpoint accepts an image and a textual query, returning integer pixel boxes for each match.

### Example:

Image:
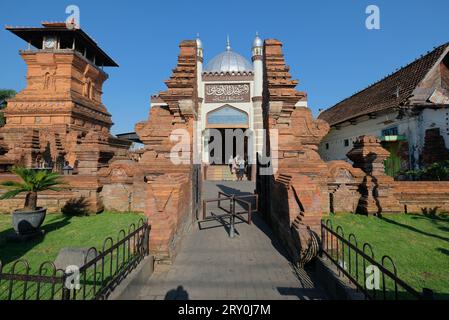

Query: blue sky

[1,0,448,134]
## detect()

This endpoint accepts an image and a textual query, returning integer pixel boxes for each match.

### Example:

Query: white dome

[204,50,253,73]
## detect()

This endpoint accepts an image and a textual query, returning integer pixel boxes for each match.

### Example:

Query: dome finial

[253,32,263,48]
[226,34,231,51]
[196,33,203,49]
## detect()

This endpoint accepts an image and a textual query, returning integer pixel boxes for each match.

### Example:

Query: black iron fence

[202,191,258,225]
[0,218,150,300]
[320,220,433,300]
[200,191,258,238]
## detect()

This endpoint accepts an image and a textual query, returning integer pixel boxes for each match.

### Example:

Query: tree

[0,89,17,126]
[0,167,66,210]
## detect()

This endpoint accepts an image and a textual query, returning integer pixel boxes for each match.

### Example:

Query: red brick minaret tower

[0,22,130,173]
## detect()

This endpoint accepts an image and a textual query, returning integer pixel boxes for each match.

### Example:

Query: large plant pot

[12,207,47,235]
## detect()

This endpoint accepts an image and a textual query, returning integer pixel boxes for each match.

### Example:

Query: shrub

[403,160,449,181]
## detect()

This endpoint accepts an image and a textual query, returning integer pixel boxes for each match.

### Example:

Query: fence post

[61,274,70,300]
[229,196,236,238]
[421,288,434,300]
[203,200,206,220]
[144,222,150,256]
[320,221,324,258]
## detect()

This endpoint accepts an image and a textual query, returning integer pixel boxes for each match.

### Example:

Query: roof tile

[319,42,449,126]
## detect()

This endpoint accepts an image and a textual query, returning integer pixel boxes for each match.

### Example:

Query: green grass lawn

[326,213,449,299]
[0,212,145,271]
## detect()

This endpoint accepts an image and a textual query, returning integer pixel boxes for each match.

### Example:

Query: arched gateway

[197,38,264,181]
[126,35,330,265]
[204,105,250,168]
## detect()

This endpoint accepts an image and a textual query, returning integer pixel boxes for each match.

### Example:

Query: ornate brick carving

[158,40,198,119]
[257,39,330,266]
[127,40,199,263]
[264,39,308,121]
[0,44,130,173]
[327,161,364,214]
[346,136,401,216]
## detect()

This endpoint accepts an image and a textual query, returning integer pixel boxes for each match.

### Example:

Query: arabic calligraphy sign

[205,83,251,103]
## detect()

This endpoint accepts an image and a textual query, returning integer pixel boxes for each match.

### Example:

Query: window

[382,127,399,136]
[206,105,248,128]
[325,143,329,150]
[344,139,349,147]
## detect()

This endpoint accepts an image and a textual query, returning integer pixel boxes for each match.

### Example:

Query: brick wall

[0,174,103,214]
[392,181,449,213]
[327,136,449,215]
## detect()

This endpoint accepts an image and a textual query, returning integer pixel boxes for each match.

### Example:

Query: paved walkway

[125,181,327,300]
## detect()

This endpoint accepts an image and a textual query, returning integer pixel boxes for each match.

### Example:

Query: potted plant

[0,166,65,236]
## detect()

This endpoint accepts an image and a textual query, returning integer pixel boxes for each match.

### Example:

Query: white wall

[201,85,254,127]
[318,110,418,164]
[199,80,255,163]
[200,80,255,131]
[319,107,449,168]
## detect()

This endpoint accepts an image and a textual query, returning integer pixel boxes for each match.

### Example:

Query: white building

[318,42,449,177]
[149,35,268,180]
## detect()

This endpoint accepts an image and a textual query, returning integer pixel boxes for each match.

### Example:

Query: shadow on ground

[205,182,325,298]
[216,184,254,197]
[0,216,72,267]
[380,216,449,243]
[204,183,290,262]
[164,285,189,300]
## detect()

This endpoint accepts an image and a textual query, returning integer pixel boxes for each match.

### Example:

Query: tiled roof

[5,22,118,67]
[319,42,449,126]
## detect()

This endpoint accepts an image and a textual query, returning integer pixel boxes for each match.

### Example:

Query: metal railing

[201,192,258,237]
[321,220,433,300]
[0,218,150,300]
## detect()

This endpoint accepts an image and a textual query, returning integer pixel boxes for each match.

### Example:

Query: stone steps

[206,165,245,181]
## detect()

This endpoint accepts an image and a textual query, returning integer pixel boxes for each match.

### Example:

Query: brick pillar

[347,136,401,215]
[347,136,390,176]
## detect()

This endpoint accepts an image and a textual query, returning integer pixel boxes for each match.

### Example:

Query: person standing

[228,155,234,174]
[232,155,238,178]
[238,157,245,181]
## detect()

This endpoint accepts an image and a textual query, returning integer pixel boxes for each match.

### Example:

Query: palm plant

[0,166,65,210]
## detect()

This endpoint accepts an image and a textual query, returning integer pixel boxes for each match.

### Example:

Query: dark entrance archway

[207,128,249,165]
